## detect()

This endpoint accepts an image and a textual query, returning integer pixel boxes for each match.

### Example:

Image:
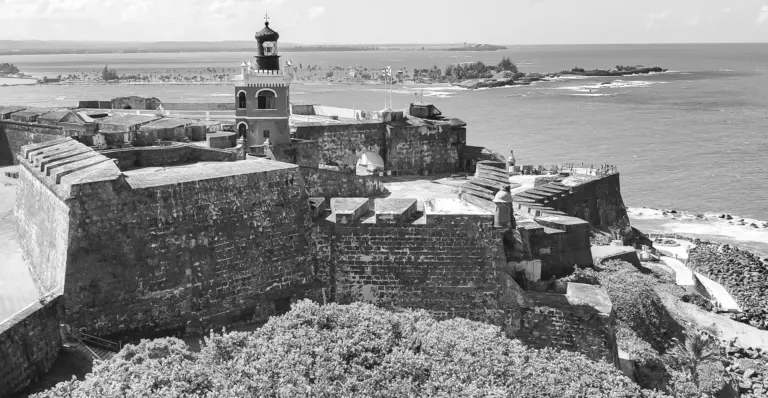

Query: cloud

[44,0,95,14]
[0,0,42,18]
[307,5,324,19]
[723,7,731,13]
[121,1,150,21]
[646,10,670,29]
[757,5,768,24]
[686,15,699,27]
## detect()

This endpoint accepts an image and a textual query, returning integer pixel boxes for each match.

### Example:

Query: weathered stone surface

[63,159,318,340]
[0,120,65,166]
[299,167,385,198]
[517,283,618,366]
[0,295,63,397]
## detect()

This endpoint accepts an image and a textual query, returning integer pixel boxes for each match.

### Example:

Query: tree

[101,65,119,81]
[666,330,719,386]
[33,300,656,398]
[498,56,519,74]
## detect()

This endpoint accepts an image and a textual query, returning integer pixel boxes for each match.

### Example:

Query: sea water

[1,44,767,250]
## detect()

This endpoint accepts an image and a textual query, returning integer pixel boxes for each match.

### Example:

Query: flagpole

[383,69,387,109]
[352,69,356,120]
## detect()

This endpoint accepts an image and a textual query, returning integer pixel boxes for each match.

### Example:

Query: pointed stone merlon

[374,198,417,224]
[309,197,328,220]
[18,138,124,200]
[330,198,371,224]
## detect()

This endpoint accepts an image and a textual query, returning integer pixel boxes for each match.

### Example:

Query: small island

[446,44,507,51]
[561,65,667,77]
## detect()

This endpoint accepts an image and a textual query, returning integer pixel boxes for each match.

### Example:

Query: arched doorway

[237,122,248,140]
[356,151,385,175]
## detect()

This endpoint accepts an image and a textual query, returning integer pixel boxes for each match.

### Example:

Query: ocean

[1,44,767,252]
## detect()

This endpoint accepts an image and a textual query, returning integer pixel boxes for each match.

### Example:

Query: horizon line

[2,40,768,46]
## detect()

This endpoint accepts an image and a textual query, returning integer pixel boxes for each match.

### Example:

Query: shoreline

[629,206,768,257]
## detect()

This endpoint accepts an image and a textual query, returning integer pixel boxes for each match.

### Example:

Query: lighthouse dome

[255,22,279,42]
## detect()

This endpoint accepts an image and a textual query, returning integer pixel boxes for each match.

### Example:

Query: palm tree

[667,330,719,386]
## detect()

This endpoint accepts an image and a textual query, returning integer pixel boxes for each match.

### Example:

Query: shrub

[559,266,601,285]
[35,300,657,398]
[597,261,678,351]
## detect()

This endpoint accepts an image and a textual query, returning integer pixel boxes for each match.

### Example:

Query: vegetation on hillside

[34,300,653,398]
[583,260,732,396]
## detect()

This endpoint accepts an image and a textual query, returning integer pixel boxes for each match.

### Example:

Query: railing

[73,334,101,361]
[77,331,122,353]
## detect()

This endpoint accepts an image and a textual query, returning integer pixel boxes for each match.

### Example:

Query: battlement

[18,138,123,200]
[319,197,492,226]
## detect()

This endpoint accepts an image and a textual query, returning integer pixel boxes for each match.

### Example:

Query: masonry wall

[15,163,71,295]
[101,144,236,170]
[293,122,387,167]
[300,167,386,198]
[0,120,64,165]
[385,124,459,174]
[0,295,63,397]
[63,167,321,340]
[544,174,630,232]
[328,214,509,322]
[517,290,618,365]
[535,226,593,280]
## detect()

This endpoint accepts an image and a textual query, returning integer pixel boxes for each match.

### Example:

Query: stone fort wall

[318,198,513,322]
[517,283,619,367]
[65,165,319,340]
[0,119,64,166]
[292,121,461,175]
[0,295,63,397]
[9,139,618,384]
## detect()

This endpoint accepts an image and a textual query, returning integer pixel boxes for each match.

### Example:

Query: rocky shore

[725,343,768,397]
[648,231,768,331]
[688,241,768,329]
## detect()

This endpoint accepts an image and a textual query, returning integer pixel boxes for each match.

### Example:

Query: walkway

[656,238,741,313]
[660,256,695,286]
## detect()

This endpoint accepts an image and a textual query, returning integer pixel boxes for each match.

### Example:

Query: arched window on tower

[257,90,276,110]
[238,92,247,109]
[238,123,247,138]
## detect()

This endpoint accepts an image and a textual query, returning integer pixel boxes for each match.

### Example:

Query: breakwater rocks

[688,241,768,329]
[726,343,768,397]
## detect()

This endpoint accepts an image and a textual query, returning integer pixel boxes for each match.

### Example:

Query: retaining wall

[0,295,63,397]
[517,283,618,365]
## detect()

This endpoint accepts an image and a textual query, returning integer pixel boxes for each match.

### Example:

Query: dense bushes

[35,300,652,398]
[559,266,601,285]
[595,261,731,396]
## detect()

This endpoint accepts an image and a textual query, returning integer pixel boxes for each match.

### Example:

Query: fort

[0,21,633,396]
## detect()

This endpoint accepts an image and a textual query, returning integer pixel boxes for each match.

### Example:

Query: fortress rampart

[0,295,63,396]
[0,96,632,395]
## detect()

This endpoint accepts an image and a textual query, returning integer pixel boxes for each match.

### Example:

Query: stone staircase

[459,160,512,212]
[66,332,121,362]
[512,181,571,218]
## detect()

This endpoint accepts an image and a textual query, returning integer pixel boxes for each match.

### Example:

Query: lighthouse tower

[234,16,292,149]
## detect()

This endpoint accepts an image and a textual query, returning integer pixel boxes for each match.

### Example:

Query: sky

[1,0,768,44]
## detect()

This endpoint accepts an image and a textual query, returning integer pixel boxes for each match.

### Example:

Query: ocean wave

[543,75,591,82]
[569,93,616,97]
[557,80,667,91]
[423,92,453,98]
[629,207,768,254]
[209,93,230,97]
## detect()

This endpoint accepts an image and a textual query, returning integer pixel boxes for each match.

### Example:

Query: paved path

[695,272,741,312]
[657,238,741,313]
[661,256,695,286]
